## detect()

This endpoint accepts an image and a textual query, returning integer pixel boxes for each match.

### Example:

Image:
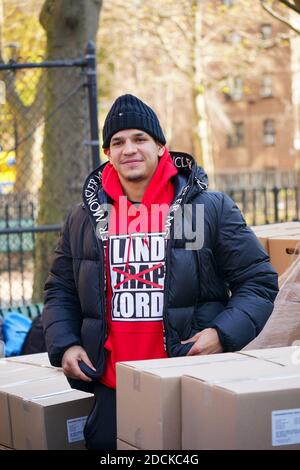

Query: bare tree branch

[279,0,300,14]
[0,61,27,113]
[201,23,232,48]
[154,27,190,77]
[260,0,300,34]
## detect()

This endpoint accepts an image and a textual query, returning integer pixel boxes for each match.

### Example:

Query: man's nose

[123,139,137,154]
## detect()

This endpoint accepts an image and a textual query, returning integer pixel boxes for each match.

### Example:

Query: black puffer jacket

[43,152,278,391]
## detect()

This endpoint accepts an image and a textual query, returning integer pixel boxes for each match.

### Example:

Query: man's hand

[62,345,96,382]
[181,328,223,356]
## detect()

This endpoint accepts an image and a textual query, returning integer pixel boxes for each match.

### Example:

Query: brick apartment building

[211,1,300,189]
[164,1,299,189]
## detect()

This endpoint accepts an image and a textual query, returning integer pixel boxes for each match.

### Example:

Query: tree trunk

[191,0,215,181]
[32,0,102,302]
[191,88,203,165]
[0,0,3,53]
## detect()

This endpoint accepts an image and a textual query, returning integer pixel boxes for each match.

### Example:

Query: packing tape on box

[202,383,213,406]
[131,356,249,372]
[0,366,29,373]
[7,359,58,369]
[205,372,300,386]
[30,389,75,401]
[240,353,287,367]
[133,370,141,392]
[0,375,56,389]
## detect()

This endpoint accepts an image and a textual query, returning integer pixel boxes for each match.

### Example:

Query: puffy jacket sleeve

[43,210,82,366]
[209,194,279,351]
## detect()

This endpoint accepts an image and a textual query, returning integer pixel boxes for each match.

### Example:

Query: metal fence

[212,170,300,192]
[1,43,299,308]
[228,186,299,226]
[0,185,299,308]
[0,42,100,309]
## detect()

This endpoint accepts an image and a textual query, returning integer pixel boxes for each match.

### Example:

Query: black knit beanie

[102,94,166,148]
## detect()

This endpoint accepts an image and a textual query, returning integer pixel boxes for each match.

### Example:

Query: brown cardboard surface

[182,365,300,450]
[117,439,140,450]
[269,235,300,276]
[0,363,59,448]
[0,363,59,387]
[240,346,300,366]
[251,222,300,232]
[117,352,242,371]
[116,353,282,450]
[7,352,56,369]
[250,223,300,256]
[7,374,94,450]
[256,235,269,252]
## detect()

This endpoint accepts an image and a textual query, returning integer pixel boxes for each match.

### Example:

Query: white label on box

[272,409,300,447]
[66,416,87,443]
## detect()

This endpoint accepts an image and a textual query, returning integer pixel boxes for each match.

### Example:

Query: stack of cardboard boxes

[2,348,300,450]
[251,222,300,276]
[0,353,93,450]
[116,347,300,450]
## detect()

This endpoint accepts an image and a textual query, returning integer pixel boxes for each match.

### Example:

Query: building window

[263,119,276,146]
[227,122,245,148]
[231,31,241,44]
[260,75,273,98]
[261,24,272,40]
[226,76,243,101]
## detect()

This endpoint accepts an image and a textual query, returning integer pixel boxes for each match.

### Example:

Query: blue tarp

[2,312,32,356]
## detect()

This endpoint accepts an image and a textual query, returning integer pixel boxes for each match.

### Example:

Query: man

[43,94,278,450]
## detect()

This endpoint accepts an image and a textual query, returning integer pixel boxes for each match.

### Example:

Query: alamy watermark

[95,197,205,250]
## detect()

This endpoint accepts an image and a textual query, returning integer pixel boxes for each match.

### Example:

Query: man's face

[104,129,164,184]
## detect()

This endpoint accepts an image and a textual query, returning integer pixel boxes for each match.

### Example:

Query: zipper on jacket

[96,235,107,340]
[162,223,174,357]
[162,172,207,356]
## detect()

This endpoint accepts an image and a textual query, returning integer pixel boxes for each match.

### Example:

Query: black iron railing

[226,186,299,226]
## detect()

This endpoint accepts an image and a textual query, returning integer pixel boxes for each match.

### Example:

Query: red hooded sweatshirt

[100,148,178,388]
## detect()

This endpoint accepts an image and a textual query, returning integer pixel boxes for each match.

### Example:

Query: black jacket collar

[82,151,208,222]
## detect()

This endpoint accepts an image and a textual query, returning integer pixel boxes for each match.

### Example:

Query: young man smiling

[43,94,278,450]
[105,129,165,201]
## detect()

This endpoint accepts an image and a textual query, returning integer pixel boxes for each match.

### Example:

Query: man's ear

[158,145,165,157]
[104,148,110,158]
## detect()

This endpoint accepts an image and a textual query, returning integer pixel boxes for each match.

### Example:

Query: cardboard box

[240,346,300,366]
[251,222,300,232]
[7,352,55,369]
[117,439,139,450]
[0,358,39,376]
[0,362,59,448]
[7,374,94,450]
[251,223,300,255]
[268,235,300,276]
[182,366,300,450]
[0,361,58,387]
[116,353,283,450]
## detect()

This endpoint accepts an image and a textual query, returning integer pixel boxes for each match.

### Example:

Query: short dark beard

[125,173,145,182]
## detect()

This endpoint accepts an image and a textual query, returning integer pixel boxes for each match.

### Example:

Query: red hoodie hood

[99,148,177,388]
[102,147,178,208]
